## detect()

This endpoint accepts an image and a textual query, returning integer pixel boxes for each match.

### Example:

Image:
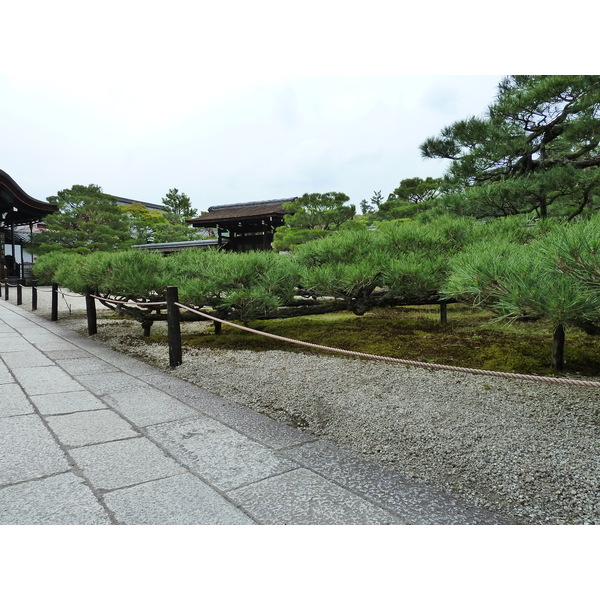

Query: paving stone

[2,349,54,369]
[141,373,315,449]
[32,337,79,352]
[281,440,509,525]
[0,472,111,525]
[102,355,162,376]
[146,416,298,491]
[55,357,120,376]
[102,388,198,427]
[30,390,106,415]
[228,468,402,525]
[68,343,157,375]
[0,338,33,352]
[69,437,186,491]
[46,409,139,447]
[11,365,84,395]
[104,473,255,525]
[75,372,150,396]
[0,414,70,485]
[0,361,14,384]
[0,383,33,418]
[44,348,95,360]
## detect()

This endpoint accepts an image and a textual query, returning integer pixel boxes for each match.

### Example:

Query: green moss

[135,305,599,377]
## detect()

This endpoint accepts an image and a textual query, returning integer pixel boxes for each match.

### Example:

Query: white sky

[1,2,597,214]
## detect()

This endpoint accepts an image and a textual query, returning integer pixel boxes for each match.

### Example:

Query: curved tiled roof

[187,198,296,226]
[0,169,58,226]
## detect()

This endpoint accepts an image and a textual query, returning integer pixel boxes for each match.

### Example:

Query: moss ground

[155,304,600,378]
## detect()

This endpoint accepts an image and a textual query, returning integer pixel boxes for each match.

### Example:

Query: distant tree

[273,192,356,251]
[162,188,198,219]
[387,177,443,204]
[34,185,133,254]
[369,177,441,222]
[284,192,355,230]
[121,203,204,244]
[360,190,384,214]
[421,75,600,219]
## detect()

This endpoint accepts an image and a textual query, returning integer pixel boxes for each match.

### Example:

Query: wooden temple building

[0,170,58,279]
[186,198,297,252]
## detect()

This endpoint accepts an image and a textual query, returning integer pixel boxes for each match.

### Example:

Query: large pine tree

[421,76,600,219]
[35,184,133,254]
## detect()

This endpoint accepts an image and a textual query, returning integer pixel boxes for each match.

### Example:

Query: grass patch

[170,304,600,377]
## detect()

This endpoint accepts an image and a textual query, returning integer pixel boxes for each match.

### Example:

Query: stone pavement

[0,300,509,525]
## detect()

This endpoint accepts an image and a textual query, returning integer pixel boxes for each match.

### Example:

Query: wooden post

[440,302,448,326]
[142,320,152,337]
[16,280,23,306]
[51,283,58,321]
[214,320,222,335]
[552,323,565,371]
[86,291,97,335]
[166,286,182,368]
[32,282,37,311]
[4,281,8,301]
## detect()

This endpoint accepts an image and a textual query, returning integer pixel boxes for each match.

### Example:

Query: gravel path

[9,287,600,524]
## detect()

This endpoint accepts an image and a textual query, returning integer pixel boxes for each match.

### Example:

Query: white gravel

[9,287,600,525]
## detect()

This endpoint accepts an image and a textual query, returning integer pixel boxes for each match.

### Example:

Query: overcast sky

[1,2,596,215]
[1,74,503,212]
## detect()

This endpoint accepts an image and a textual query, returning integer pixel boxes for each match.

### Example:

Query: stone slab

[75,372,150,396]
[46,409,140,447]
[141,373,315,449]
[0,383,33,418]
[1,349,54,369]
[0,413,70,485]
[0,338,34,352]
[146,416,298,491]
[228,468,402,525]
[281,440,509,525]
[45,348,96,360]
[101,354,162,376]
[67,342,158,375]
[55,357,120,376]
[104,473,255,525]
[69,436,186,491]
[102,387,198,427]
[11,365,84,395]
[32,337,80,352]
[0,362,14,384]
[0,472,111,525]
[30,390,106,415]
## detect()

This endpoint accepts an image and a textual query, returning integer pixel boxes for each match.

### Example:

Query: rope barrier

[90,294,167,307]
[175,302,600,389]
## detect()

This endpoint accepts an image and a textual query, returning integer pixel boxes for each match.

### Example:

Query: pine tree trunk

[552,323,565,371]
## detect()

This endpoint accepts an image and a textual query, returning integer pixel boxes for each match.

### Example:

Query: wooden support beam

[51,283,58,321]
[166,286,182,368]
[86,291,97,335]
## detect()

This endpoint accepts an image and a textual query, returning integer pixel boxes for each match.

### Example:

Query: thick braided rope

[176,303,600,389]
[90,294,166,307]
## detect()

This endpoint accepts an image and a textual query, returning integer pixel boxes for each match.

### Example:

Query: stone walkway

[0,300,509,525]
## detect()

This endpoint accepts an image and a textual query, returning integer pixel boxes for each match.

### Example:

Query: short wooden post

[440,302,448,326]
[4,281,9,301]
[32,282,38,311]
[166,286,182,368]
[214,320,222,335]
[86,291,97,335]
[51,283,58,321]
[16,280,23,306]
[552,323,565,371]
